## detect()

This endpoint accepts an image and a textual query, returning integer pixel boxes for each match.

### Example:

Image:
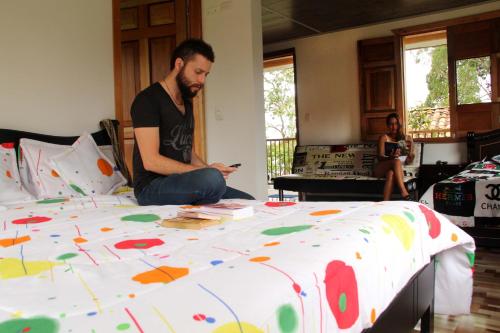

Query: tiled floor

[267,186,298,202]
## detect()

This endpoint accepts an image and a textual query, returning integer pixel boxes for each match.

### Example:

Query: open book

[180,202,254,220]
[384,141,400,156]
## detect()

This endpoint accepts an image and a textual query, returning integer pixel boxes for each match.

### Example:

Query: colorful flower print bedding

[0,195,474,332]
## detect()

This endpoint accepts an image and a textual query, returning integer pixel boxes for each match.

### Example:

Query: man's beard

[176,67,203,99]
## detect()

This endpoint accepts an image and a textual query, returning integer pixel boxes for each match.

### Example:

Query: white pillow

[0,143,34,203]
[403,142,423,178]
[19,139,76,198]
[18,139,119,198]
[50,133,126,196]
[99,145,116,165]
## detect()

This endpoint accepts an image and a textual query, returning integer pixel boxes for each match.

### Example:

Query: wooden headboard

[467,128,500,162]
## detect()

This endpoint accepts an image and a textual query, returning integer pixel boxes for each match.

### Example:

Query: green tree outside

[407,45,491,135]
[264,66,297,180]
[264,67,296,138]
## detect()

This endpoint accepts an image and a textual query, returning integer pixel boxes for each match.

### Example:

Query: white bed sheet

[0,194,474,332]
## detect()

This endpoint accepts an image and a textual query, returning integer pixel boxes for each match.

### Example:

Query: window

[263,51,298,183]
[456,56,492,105]
[404,31,450,139]
[358,12,500,142]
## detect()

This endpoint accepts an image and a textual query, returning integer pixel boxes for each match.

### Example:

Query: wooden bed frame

[0,123,436,333]
[363,257,435,333]
[465,128,500,247]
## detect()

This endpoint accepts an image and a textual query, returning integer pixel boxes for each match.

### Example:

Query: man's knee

[386,169,394,178]
[200,168,226,192]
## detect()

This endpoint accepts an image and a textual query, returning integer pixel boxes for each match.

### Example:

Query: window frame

[393,10,500,143]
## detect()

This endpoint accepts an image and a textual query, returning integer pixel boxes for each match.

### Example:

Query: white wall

[0,0,114,135]
[202,0,268,200]
[265,2,500,164]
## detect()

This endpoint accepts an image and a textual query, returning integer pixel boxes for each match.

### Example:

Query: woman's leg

[392,159,409,198]
[374,159,409,200]
[383,170,394,201]
[374,160,393,200]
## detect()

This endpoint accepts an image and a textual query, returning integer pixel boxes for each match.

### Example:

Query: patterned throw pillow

[99,145,116,165]
[50,133,126,196]
[0,143,34,203]
[19,139,76,198]
[403,142,423,178]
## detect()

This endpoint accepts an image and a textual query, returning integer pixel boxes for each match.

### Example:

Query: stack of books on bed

[161,202,254,229]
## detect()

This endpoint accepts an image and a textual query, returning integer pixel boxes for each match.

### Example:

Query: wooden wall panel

[365,67,395,111]
[149,36,175,85]
[120,7,138,30]
[448,19,496,59]
[358,36,401,141]
[359,39,394,63]
[365,116,388,141]
[457,111,492,132]
[120,41,140,126]
[456,103,493,135]
[123,127,135,175]
[149,2,175,26]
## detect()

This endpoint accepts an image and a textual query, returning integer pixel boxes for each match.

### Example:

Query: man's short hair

[170,38,215,69]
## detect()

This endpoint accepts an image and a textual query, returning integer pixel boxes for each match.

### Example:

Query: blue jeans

[136,168,255,206]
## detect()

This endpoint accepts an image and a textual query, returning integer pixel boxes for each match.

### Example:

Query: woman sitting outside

[373,113,415,201]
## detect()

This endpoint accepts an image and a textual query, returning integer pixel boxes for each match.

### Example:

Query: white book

[177,210,222,220]
[181,202,254,220]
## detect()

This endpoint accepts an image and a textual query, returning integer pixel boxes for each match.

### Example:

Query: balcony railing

[407,106,451,139]
[267,138,297,183]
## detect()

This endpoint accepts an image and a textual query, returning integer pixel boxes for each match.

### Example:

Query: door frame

[111,0,206,160]
[263,48,300,144]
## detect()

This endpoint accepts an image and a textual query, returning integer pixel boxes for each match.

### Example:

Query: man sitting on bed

[131,38,254,205]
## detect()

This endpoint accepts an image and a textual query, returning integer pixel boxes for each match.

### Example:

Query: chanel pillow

[491,155,500,165]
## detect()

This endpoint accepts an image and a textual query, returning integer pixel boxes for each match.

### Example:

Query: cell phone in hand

[229,163,241,168]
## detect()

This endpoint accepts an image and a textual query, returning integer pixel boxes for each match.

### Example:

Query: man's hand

[209,163,237,179]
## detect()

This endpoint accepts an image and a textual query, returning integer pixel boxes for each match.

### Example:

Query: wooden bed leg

[420,302,434,333]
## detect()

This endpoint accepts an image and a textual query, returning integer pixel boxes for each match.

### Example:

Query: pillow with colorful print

[99,145,116,165]
[19,139,77,198]
[468,159,500,171]
[0,142,34,203]
[492,155,500,165]
[50,133,126,196]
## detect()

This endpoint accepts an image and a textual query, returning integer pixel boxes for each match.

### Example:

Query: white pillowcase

[19,139,77,198]
[0,143,34,203]
[50,133,126,196]
[99,145,116,165]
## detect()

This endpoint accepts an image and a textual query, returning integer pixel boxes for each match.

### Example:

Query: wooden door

[112,0,204,177]
[447,18,500,136]
[358,36,404,141]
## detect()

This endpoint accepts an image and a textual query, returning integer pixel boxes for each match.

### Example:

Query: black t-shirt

[130,82,194,195]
